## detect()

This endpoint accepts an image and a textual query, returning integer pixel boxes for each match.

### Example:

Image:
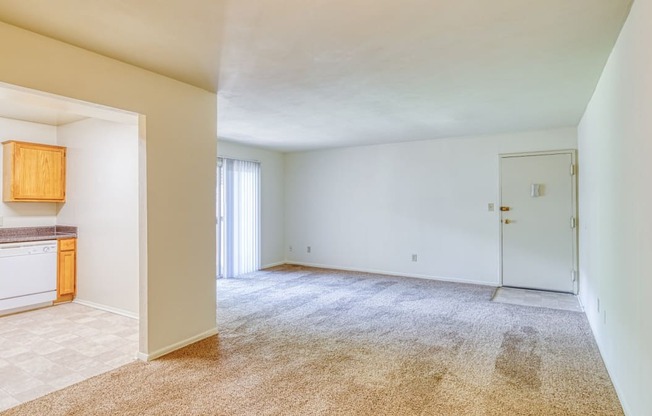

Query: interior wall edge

[0,20,218,357]
[136,327,218,362]
[582,311,633,416]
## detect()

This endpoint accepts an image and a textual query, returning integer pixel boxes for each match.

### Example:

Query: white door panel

[501,153,575,293]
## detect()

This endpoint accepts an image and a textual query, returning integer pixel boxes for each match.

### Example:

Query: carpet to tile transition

[2,265,622,415]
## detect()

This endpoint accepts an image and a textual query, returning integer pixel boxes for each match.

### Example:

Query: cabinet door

[14,144,66,201]
[58,250,76,296]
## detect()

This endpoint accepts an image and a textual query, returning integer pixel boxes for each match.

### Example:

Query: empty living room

[0,0,650,415]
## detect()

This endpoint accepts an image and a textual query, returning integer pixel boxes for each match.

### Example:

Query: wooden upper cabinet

[2,141,66,202]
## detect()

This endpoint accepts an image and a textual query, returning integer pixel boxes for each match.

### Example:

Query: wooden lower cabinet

[55,238,76,303]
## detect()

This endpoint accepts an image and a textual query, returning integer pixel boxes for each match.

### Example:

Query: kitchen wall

[57,118,139,318]
[577,0,652,414]
[0,21,217,359]
[285,127,576,285]
[218,140,285,268]
[0,117,58,227]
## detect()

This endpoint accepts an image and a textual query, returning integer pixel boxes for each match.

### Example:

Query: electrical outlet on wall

[412,254,418,262]
[289,245,293,252]
[307,246,311,253]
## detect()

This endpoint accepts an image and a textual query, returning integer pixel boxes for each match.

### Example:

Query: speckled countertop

[0,226,77,244]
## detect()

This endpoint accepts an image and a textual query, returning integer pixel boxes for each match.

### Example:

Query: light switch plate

[488,203,495,212]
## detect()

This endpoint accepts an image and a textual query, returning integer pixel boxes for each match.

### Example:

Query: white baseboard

[285,261,498,287]
[584,313,631,415]
[137,327,218,362]
[262,261,286,269]
[73,299,138,320]
[576,294,586,311]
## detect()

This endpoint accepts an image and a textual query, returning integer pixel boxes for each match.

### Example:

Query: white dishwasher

[0,240,58,313]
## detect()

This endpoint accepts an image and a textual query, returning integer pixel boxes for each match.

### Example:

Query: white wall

[0,117,58,227]
[218,140,285,268]
[57,118,139,318]
[577,0,652,414]
[0,22,217,359]
[285,128,576,285]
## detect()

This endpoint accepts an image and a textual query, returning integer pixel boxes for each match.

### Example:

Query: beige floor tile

[104,355,137,368]
[0,346,30,359]
[12,355,59,375]
[47,332,81,343]
[125,333,139,342]
[2,352,35,365]
[0,302,138,411]
[94,348,132,364]
[55,357,100,374]
[77,361,114,379]
[71,326,103,338]
[30,339,66,356]
[68,339,115,358]
[47,372,87,390]
[25,324,60,336]
[0,325,19,335]
[0,390,20,412]
[0,368,46,395]
[92,333,130,348]
[12,384,57,403]
[73,317,97,324]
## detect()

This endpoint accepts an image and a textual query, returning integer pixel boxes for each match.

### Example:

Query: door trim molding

[498,149,579,294]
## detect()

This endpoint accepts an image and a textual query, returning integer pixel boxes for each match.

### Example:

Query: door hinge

[571,270,578,282]
[570,164,576,176]
[570,216,577,229]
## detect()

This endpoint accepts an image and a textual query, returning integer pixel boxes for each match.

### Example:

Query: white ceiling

[0,0,632,151]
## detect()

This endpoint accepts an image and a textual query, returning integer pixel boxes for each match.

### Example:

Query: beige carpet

[3,265,622,415]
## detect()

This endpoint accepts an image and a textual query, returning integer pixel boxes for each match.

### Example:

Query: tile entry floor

[0,303,138,412]
[492,287,584,312]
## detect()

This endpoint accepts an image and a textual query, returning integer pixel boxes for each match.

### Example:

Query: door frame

[498,150,579,294]
[216,157,224,279]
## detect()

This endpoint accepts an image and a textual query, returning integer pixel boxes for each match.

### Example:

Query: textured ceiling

[0,0,633,151]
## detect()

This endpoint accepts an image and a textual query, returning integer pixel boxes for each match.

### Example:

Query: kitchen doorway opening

[216,157,261,278]
[0,82,142,411]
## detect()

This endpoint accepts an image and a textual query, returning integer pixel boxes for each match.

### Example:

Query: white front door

[500,152,577,293]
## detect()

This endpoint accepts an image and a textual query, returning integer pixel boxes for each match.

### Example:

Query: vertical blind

[217,158,261,278]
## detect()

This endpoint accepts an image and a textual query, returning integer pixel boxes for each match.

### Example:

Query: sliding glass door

[217,157,261,278]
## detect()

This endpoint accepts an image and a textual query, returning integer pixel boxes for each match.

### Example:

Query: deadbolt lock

[500,206,511,211]
[504,219,512,224]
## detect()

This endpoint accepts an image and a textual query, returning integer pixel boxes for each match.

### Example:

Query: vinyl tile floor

[492,286,584,312]
[0,303,138,412]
